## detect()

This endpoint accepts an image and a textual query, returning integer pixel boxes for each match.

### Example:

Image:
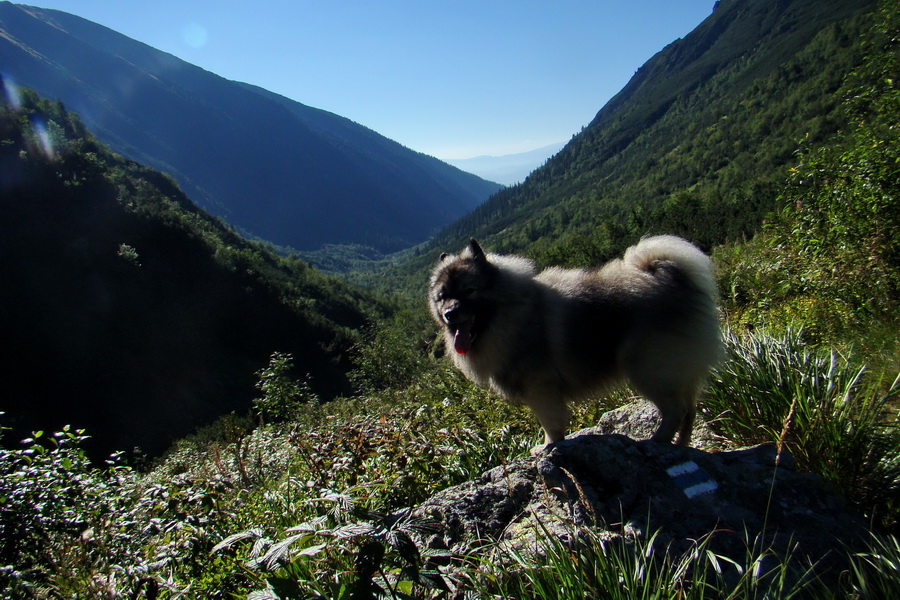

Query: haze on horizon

[26,1,716,160]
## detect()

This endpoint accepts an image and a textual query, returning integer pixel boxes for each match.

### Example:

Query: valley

[0,0,897,597]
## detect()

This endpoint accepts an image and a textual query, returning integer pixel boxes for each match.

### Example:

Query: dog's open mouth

[452,319,475,355]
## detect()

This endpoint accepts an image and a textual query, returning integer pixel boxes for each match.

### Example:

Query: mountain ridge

[418,0,878,265]
[0,89,383,458]
[360,0,879,300]
[0,1,502,252]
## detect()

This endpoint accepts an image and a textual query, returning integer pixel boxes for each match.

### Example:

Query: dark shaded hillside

[419,0,878,270]
[0,2,502,253]
[0,90,381,458]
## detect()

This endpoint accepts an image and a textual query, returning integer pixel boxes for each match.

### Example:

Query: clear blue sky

[30,1,715,159]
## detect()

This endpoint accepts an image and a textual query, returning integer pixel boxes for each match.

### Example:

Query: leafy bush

[349,308,437,395]
[213,491,453,600]
[254,352,319,425]
[0,415,271,597]
[0,422,142,597]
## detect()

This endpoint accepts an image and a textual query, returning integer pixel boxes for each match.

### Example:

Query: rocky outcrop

[590,399,726,449]
[408,402,868,587]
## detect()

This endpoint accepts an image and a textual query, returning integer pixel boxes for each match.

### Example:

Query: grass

[466,522,816,599]
[704,328,900,530]
[461,517,900,600]
[2,328,899,598]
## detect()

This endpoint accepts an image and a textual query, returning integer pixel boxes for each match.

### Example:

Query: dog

[429,235,722,449]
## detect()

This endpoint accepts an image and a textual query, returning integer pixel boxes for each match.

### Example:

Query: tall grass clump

[843,532,900,599]
[705,328,900,529]
[464,519,834,600]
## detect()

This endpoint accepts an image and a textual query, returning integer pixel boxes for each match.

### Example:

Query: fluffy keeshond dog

[429,235,723,449]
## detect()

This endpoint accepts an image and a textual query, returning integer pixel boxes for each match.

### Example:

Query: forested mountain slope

[0,2,502,253]
[0,89,382,458]
[418,0,878,269]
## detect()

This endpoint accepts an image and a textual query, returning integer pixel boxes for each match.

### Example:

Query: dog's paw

[530,442,554,456]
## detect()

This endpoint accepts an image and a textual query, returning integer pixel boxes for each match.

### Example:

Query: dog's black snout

[443,307,460,324]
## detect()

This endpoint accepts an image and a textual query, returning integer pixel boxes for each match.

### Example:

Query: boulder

[408,402,868,589]
[588,399,725,449]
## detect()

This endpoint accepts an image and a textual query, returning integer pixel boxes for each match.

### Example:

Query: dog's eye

[462,286,477,297]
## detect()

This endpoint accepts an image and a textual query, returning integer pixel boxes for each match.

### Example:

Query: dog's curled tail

[624,235,719,301]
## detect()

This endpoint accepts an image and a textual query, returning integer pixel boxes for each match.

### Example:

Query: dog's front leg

[526,396,570,455]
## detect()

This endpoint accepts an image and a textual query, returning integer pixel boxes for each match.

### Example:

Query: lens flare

[29,115,55,159]
[2,75,22,110]
[182,23,209,48]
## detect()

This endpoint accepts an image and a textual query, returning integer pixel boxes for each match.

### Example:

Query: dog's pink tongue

[453,322,473,355]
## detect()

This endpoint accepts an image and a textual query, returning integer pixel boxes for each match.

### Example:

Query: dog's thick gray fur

[429,235,723,448]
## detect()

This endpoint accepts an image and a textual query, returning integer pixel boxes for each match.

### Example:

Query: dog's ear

[439,252,450,262]
[467,238,486,263]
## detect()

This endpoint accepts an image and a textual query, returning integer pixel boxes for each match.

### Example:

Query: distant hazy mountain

[0,2,502,252]
[445,143,566,186]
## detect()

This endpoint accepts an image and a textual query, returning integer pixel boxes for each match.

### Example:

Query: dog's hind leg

[674,401,696,446]
[624,342,703,445]
[649,401,684,444]
[672,380,704,446]
[643,388,696,446]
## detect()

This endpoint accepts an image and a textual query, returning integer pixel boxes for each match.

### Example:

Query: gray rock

[408,403,868,590]
[585,399,725,449]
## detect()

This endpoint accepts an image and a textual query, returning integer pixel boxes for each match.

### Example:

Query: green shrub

[214,491,453,600]
[349,308,437,395]
[0,423,140,597]
[254,352,318,424]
